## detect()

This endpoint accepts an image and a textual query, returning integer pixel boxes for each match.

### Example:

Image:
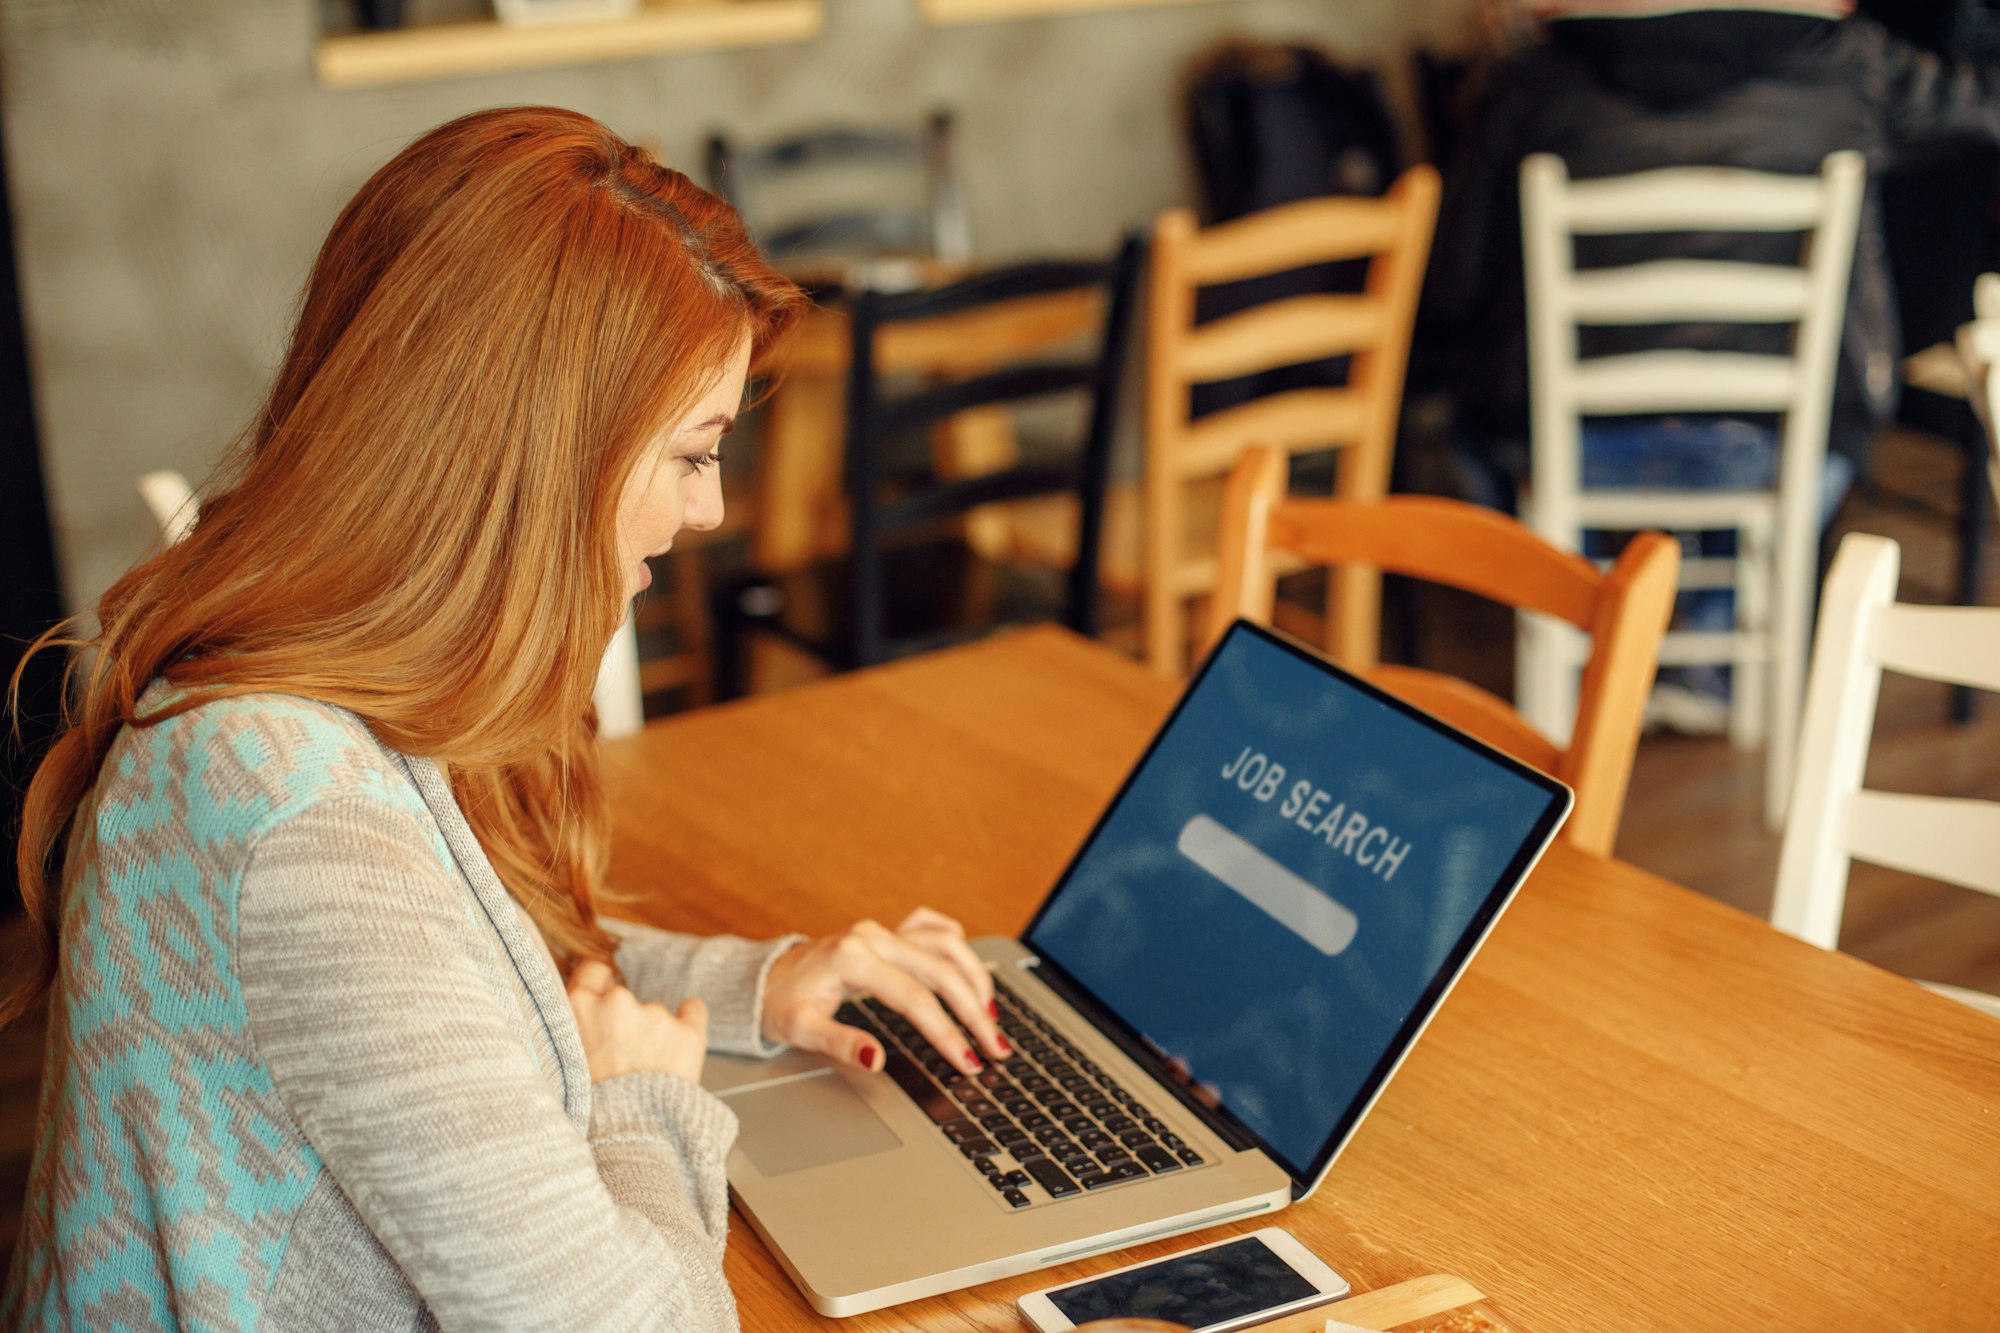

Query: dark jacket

[1423,12,2000,465]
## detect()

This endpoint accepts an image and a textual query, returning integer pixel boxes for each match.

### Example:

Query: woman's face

[614,332,752,601]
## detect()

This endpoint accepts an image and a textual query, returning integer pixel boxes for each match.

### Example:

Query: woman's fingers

[569,959,617,997]
[863,930,1008,1062]
[835,939,994,1074]
[895,913,996,1024]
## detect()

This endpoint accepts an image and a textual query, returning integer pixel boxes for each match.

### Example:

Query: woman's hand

[761,908,1009,1076]
[568,959,708,1085]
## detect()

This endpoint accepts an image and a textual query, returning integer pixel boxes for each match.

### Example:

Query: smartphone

[1016,1228,1351,1333]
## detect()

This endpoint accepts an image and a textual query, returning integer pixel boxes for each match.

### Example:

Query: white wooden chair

[1770,531,2000,1020]
[1517,151,1866,829]
[136,470,648,740]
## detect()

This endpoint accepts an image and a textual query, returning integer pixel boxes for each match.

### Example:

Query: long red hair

[4,107,805,1026]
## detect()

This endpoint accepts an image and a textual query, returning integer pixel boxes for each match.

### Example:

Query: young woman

[2,107,1011,1331]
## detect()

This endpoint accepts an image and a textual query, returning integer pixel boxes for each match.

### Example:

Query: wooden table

[600,626,2000,1331]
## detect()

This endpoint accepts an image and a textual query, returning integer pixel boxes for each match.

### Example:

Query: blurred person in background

[1421,0,2000,715]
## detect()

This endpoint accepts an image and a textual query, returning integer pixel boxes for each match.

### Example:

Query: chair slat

[1566,261,1809,324]
[1184,197,1404,285]
[877,463,1078,530]
[875,362,1092,434]
[1366,666,1564,773]
[1870,604,2000,693]
[1558,167,1826,233]
[874,288,1100,375]
[1846,790,2000,897]
[1270,496,1603,628]
[1569,350,1796,413]
[1177,295,1386,382]
[1177,389,1368,476]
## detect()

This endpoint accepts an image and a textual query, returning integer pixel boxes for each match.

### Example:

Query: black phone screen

[1045,1236,1318,1328]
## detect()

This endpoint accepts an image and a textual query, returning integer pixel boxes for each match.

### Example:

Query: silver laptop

[702,620,1572,1316]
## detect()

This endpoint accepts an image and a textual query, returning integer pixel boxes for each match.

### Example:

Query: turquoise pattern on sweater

[7,691,450,1331]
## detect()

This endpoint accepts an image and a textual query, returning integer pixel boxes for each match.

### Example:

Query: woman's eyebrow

[680,413,736,435]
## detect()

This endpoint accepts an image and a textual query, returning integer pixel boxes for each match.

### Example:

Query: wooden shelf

[315,0,824,88]
[919,0,1226,24]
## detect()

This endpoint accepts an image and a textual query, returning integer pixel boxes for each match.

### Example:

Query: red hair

[5,107,806,1025]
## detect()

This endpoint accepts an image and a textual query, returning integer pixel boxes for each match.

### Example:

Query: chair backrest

[1956,271,2000,505]
[138,470,198,545]
[1520,151,1866,528]
[1208,445,1680,856]
[706,110,969,266]
[841,235,1145,668]
[1142,164,1440,676]
[1770,532,2000,952]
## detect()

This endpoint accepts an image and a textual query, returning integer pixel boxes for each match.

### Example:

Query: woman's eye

[684,450,721,472]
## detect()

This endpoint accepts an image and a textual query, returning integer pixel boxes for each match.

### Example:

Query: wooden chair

[1208,445,1679,857]
[136,470,655,740]
[1770,532,2000,1019]
[713,238,1145,696]
[706,110,969,271]
[1142,164,1440,677]
[1516,151,1866,829]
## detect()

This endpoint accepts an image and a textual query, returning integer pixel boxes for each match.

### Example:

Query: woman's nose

[683,472,725,532]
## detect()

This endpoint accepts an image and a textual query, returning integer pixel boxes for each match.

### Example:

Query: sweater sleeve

[238,796,742,1332]
[604,917,806,1058]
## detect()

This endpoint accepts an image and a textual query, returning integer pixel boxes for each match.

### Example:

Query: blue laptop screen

[1023,623,1567,1183]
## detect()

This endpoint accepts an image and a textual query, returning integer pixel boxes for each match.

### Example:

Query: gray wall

[2,0,1474,612]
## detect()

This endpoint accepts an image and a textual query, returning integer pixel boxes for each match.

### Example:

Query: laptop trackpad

[732,1073,904,1176]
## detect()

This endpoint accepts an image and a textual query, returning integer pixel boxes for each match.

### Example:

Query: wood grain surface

[600,625,2000,1331]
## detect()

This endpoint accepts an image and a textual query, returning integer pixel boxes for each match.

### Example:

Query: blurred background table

[599,624,2000,1332]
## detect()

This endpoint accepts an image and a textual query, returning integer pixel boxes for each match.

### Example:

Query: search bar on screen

[1176,814,1357,956]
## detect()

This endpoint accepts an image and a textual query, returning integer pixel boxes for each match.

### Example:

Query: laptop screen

[1022,621,1570,1189]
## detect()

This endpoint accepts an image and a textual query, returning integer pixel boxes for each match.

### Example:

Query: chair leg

[1765,529,1813,831]
[1731,524,1769,751]
[1953,431,1987,723]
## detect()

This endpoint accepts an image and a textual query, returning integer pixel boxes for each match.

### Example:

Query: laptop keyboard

[834,980,1206,1210]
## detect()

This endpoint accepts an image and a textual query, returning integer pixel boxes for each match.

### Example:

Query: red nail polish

[988,999,1000,1019]
[997,1035,1012,1056]
[964,1050,982,1070]
[860,1046,879,1071]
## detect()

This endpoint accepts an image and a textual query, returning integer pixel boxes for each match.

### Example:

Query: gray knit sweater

[2,689,801,1331]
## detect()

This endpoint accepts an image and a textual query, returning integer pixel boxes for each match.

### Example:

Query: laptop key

[958,1137,998,1159]
[978,1112,1013,1133]
[1002,1097,1036,1117]
[887,1051,965,1126]
[1175,1147,1204,1166]
[1106,1162,1146,1182]
[1137,1146,1180,1173]
[1061,1115,1095,1135]
[1022,1157,1080,1198]
[1118,1130,1153,1150]
[940,1118,982,1142]
[1102,1114,1135,1134]
[1002,1188,1031,1208]
[973,1156,1000,1175]
[1077,1129,1112,1150]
